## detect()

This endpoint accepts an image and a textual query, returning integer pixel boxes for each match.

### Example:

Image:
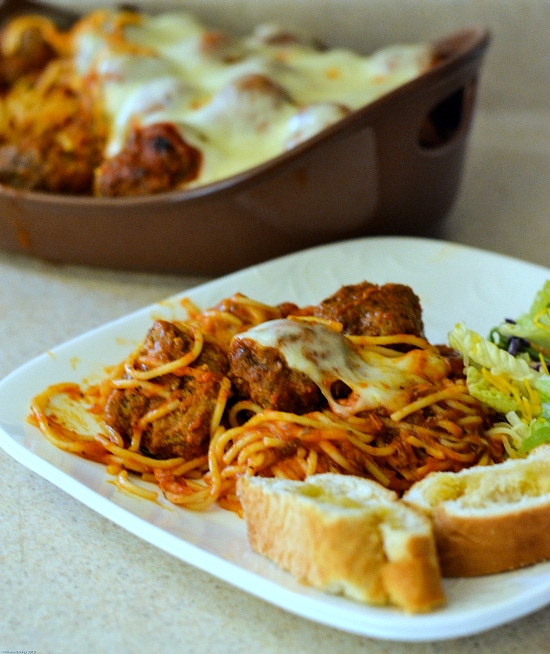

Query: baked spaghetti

[1,8,434,195]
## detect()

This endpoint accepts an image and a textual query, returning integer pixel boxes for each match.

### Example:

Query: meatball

[104,371,224,460]
[104,387,149,441]
[229,337,323,413]
[139,372,224,459]
[137,319,228,374]
[94,122,201,197]
[313,281,425,338]
[139,319,193,366]
[104,319,229,460]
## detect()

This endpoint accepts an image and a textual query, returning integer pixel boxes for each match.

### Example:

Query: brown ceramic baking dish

[0,1,490,275]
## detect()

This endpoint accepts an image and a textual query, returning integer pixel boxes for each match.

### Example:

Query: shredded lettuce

[449,323,538,383]
[497,280,550,350]
[518,419,550,453]
[463,366,518,414]
[536,374,550,402]
[448,306,550,453]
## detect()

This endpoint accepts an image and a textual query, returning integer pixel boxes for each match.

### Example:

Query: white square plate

[2,236,550,642]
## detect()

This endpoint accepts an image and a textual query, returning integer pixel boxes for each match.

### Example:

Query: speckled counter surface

[0,1,549,652]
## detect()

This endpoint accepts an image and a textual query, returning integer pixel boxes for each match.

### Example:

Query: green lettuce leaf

[518,418,550,453]
[497,280,550,350]
[449,323,546,450]
[448,285,550,454]
[463,366,519,413]
[448,323,538,384]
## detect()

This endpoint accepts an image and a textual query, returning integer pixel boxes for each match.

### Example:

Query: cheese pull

[234,319,449,418]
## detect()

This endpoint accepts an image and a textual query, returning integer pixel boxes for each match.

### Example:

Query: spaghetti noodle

[29,282,510,514]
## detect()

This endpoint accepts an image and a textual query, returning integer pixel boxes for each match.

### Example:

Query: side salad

[449,281,550,455]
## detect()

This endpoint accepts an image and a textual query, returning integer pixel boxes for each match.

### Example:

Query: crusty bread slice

[236,473,446,612]
[404,445,550,577]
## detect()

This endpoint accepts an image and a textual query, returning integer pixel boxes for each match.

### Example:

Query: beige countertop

[1,1,549,652]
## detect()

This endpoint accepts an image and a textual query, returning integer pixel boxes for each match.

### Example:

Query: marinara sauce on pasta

[30,281,509,514]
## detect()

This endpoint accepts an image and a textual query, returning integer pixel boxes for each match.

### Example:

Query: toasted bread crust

[237,473,446,612]
[381,530,448,610]
[404,445,550,577]
[432,502,550,576]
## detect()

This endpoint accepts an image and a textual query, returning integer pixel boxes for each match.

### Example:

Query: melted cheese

[233,320,449,418]
[70,10,433,188]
